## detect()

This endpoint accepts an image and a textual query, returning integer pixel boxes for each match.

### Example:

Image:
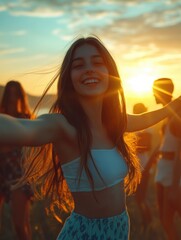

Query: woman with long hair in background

[0,81,33,240]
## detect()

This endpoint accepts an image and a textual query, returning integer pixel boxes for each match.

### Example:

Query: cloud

[11,30,27,36]
[123,43,159,60]
[11,8,64,18]
[1,0,181,31]
[49,0,181,51]
[151,53,181,66]
[0,0,65,17]
[0,47,25,56]
[1,0,181,75]
[1,53,48,63]
[52,29,74,41]
[145,6,181,27]
[0,30,27,37]
[0,5,6,11]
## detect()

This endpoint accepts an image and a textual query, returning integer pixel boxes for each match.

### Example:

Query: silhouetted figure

[153,77,181,240]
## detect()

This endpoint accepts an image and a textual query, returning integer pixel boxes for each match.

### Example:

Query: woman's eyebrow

[92,55,102,59]
[72,55,102,62]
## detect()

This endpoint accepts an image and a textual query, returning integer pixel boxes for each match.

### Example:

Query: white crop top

[61,147,128,192]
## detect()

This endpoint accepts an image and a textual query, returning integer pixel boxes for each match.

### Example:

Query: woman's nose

[85,69,95,75]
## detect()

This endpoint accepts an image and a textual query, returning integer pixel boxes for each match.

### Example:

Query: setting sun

[127,74,154,95]
[123,65,159,97]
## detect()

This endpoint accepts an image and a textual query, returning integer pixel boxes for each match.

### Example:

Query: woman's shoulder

[38,113,67,122]
[17,112,31,119]
[38,113,77,145]
[37,113,74,132]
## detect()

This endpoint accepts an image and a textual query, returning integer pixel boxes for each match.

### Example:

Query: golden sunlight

[123,66,159,97]
[127,74,154,95]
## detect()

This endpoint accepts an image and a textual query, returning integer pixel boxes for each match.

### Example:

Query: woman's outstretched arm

[0,113,64,146]
[127,96,181,132]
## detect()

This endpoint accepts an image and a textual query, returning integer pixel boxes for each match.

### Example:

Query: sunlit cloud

[0,0,175,21]
[123,44,159,60]
[52,29,74,41]
[11,30,27,36]
[0,53,48,64]
[0,0,65,17]
[52,28,73,41]
[1,0,181,100]
[0,5,6,11]
[0,48,25,56]
[145,8,181,27]
[11,8,64,17]
[151,53,181,65]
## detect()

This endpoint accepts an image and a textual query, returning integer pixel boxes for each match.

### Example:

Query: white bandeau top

[61,147,128,192]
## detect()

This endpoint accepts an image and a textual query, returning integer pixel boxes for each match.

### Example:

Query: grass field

[0,168,181,240]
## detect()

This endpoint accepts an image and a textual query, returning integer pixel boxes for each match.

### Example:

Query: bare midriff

[72,182,126,218]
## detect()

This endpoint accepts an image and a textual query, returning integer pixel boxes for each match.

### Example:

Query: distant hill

[0,85,56,112]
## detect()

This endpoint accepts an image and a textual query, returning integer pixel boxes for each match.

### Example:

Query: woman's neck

[79,96,103,130]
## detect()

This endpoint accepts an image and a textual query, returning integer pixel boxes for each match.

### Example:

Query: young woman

[0,37,180,239]
[0,81,33,240]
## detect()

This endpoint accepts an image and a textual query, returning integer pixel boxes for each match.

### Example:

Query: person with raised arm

[152,78,181,240]
[0,38,180,239]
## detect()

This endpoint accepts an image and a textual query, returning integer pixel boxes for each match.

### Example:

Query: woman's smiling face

[70,44,109,99]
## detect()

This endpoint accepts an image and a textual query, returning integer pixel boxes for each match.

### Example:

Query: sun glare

[123,66,158,97]
[128,74,154,94]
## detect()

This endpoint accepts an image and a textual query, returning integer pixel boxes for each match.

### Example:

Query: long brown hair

[0,80,31,117]
[21,36,141,221]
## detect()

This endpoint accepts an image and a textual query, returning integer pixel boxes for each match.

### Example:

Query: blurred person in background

[0,81,33,240]
[133,103,153,230]
[169,111,181,214]
[152,78,181,240]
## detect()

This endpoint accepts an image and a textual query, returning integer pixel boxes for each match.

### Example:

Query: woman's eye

[94,61,104,66]
[72,63,83,69]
